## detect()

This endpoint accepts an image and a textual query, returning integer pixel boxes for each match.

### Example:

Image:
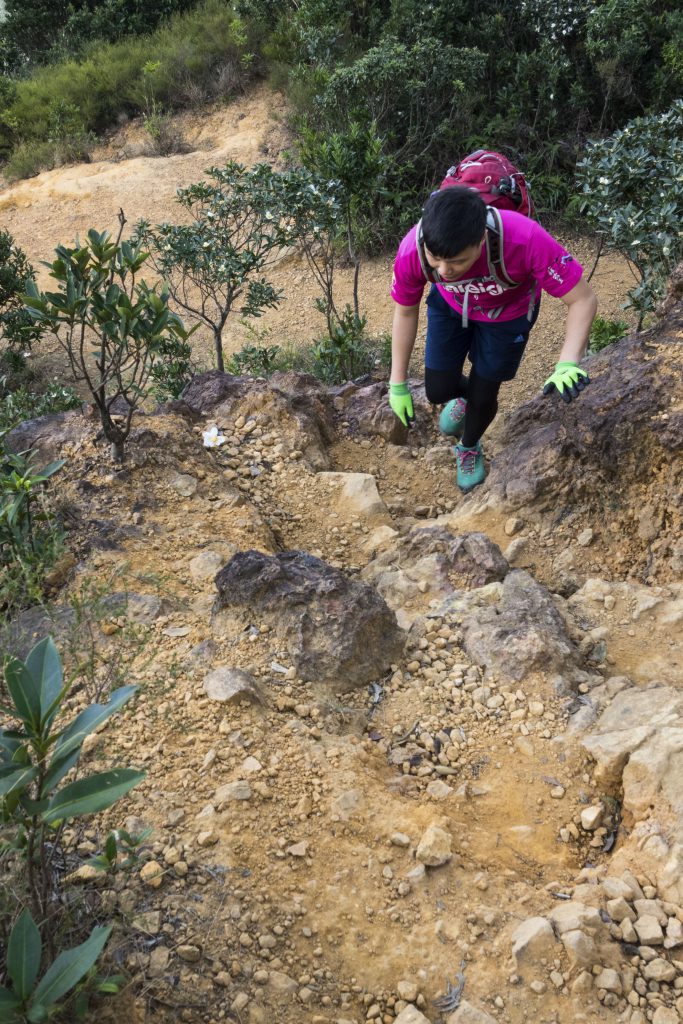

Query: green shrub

[138,162,322,373]
[2,0,252,174]
[588,316,629,353]
[0,379,81,434]
[227,342,282,377]
[577,99,683,325]
[0,232,42,353]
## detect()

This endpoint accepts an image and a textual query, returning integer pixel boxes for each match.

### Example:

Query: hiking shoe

[439,397,467,438]
[454,441,486,492]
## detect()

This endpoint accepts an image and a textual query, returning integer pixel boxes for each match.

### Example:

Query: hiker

[388,185,598,492]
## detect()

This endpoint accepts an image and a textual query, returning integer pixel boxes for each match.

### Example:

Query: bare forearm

[558,282,598,363]
[390,303,419,382]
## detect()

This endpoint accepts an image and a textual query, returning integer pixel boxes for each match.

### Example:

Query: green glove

[389,382,415,427]
[543,361,590,403]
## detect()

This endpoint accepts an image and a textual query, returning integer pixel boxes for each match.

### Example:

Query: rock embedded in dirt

[189,550,226,581]
[182,370,336,470]
[415,824,452,867]
[139,861,164,888]
[203,667,263,704]
[511,916,557,964]
[445,1000,497,1023]
[393,1005,432,1024]
[316,471,389,521]
[461,570,577,681]
[169,472,198,497]
[215,780,252,803]
[4,409,92,466]
[213,550,404,691]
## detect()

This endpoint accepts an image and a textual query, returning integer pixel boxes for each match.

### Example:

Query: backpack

[440,149,533,217]
[416,149,537,326]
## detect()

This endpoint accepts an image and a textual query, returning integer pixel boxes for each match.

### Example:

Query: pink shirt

[391,210,583,322]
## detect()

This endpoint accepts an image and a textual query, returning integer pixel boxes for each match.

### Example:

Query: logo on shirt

[439,279,506,297]
[547,267,565,284]
[560,255,574,266]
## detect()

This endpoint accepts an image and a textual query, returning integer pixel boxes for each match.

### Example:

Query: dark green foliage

[588,316,628,354]
[23,216,196,460]
[1,1,252,178]
[0,231,42,353]
[577,100,683,324]
[0,638,141,1020]
[0,0,199,72]
[252,0,683,242]
[227,343,282,378]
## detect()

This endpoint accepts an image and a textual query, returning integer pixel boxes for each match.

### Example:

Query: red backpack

[416,149,536,325]
[440,149,533,217]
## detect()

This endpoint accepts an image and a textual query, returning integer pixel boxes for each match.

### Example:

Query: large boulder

[460,569,577,681]
[212,550,404,690]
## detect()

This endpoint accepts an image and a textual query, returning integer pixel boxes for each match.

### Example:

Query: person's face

[424,236,485,280]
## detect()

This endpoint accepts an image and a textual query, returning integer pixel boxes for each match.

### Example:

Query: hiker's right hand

[389,382,415,427]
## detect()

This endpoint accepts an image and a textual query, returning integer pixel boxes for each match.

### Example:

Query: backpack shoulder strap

[485,207,518,287]
[415,220,436,283]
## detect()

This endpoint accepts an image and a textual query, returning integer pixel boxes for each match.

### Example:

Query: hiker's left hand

[542,361,590,403]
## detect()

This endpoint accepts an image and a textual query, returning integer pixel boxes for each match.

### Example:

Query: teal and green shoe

[438,397,467,438]
[454,441,486,493]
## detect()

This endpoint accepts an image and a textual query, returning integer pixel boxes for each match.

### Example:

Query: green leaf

[25,639,63,728]
[50,685,137,766]
[26,1005,48,1023]
[7,908,41,1001]
[4,658,41,731]
[43,769,145,824]
[30,925,112,1009]
[0,764,38,798]
[40,748,80,797]
[0,987,22,1023]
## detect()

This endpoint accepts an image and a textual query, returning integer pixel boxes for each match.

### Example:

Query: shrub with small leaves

[588,315,629,354]
[577,100,683,325]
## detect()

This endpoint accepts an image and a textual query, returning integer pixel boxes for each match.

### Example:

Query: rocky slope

[4,286,683,1024]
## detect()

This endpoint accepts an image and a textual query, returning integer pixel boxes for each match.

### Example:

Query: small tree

[23,210,195,461]
[577,100,683,327]
[298,119,385,322]
[138,161,305,372]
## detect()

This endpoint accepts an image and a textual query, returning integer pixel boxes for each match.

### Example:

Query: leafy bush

[138,162,324,372]
[588,315,629,353]
[227,342,282,377]
[0,0,199,72]
[24,214,196,460]
[0,379,82,435]
[577,100,683,325]
[0,637,142,1018]
[0,444,66,615]
[0,232,42,354]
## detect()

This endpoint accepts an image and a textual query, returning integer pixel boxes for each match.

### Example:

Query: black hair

[421,187,487,258]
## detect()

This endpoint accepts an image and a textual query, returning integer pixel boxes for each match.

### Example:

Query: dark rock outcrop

[212,550,404,690]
